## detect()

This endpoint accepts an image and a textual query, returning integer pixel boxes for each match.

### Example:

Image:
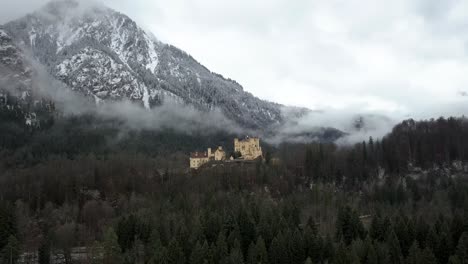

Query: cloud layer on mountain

[2,0,468,121]
[3,0,468,145]
[0,49,244,136]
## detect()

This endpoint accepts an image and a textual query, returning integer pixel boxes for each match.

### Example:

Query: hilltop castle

[190,137,263,169]
[190,146,226,169]
[234,137,263,160]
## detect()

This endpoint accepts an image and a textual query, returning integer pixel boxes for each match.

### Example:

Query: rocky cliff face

[2,0,289,130]
[0,27,32,100]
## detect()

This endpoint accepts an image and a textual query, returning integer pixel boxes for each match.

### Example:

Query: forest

[0,101,468,264]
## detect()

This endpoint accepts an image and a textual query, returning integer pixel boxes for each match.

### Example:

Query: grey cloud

[2,0,468,144]
[1,49,245,136]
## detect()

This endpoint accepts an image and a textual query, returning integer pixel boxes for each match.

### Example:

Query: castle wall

[190,146,225,169]
[234,137,263,160]
[190,157,209,169]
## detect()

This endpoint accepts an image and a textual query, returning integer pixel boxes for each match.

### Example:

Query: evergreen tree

[333,243,348,264]
[256,237,268,264]
[322,235,335,263]
[239,209,256,256]
[335,206,365,245]
[190,241,208,264]
[0,235,20,264]
[435,231,452,264]
[228,245,244,264]
[116,215,137,252]
[269,235,288,264]
[387,229,403,264]
[150,247,169,264]
[451,232,468,264]
[419,248,438,264]
[167,238,185,264]
[38,237,51,264]
[366,243,378,264]
[290,229,306,264]
[304,226,320,263]
[369,215,384,242]
[103,227,123,264]
[406,242,421,264]
[247,242,257,264]
[0,203,16,250]
[333,242,359,264]
[214,232,228,263]
[394,215,411,257]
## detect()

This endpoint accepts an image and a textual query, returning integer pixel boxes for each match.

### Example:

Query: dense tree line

[1,106,468,263]
[300,117,468,189]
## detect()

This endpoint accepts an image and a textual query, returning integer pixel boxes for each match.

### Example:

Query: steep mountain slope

[2,0,286,129]
[0,27,32,100]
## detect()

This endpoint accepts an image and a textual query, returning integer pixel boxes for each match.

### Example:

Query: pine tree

[103,227,123,264]
[239,209,256,256]
[303,226,319,263]
[256,237,268,264]
[0,203,16,250]
[333,243,352,264]
[0,235,20,264]
[366,242,378,264]
[451,232,468,264]
[167,238,185,264]
[406,241,420,264]
[387,229,403,264]
[322,234,335,263]
[336,206,365,245]
[149,247,169,264]
[269,235,287,264]
[435,231,452,264]
[394,215,411,257]
[190,241,206,264]
[228,245,244,264]
[214,232,228,263]
[247,242,257,264]
[419,247,438,264]
[38,237,51,264]
[290,229,306,264]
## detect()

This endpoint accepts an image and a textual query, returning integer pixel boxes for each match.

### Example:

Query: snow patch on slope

[145,33,159,73]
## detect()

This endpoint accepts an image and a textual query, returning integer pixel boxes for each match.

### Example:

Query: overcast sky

[2,0,468,120]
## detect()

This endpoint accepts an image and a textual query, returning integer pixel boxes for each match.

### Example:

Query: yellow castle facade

[190,137,263,169]
[190,146,226,169]
[234,137,263,160]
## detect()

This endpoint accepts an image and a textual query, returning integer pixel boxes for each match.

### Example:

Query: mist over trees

[1,99,468,263]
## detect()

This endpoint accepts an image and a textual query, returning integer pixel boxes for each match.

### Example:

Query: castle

[190,137,263,169]
[234,137,263,160]
[190,146,226,169]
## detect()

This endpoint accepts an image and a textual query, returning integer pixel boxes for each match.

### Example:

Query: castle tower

[234,137,263,160]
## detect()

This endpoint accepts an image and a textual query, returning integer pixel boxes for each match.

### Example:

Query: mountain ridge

[1,0,300,130]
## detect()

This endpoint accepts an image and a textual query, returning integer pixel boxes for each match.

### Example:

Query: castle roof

[237,136,259,142]
[190,152,208,158]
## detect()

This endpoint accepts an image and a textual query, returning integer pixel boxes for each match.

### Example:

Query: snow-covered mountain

[1,0,293,130]
[0,27,33,100]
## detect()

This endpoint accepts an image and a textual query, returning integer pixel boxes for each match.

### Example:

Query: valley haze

[1,0,468,144]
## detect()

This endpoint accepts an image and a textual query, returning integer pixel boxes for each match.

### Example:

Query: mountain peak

[2,1,287,130]
[36,0,118,22]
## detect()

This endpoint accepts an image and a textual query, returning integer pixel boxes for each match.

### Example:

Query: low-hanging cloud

[3,0,468,146]
[0,47,244,136]
[263,107,398,145]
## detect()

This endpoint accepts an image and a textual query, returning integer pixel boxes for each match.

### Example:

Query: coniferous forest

[1,103,468,264]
